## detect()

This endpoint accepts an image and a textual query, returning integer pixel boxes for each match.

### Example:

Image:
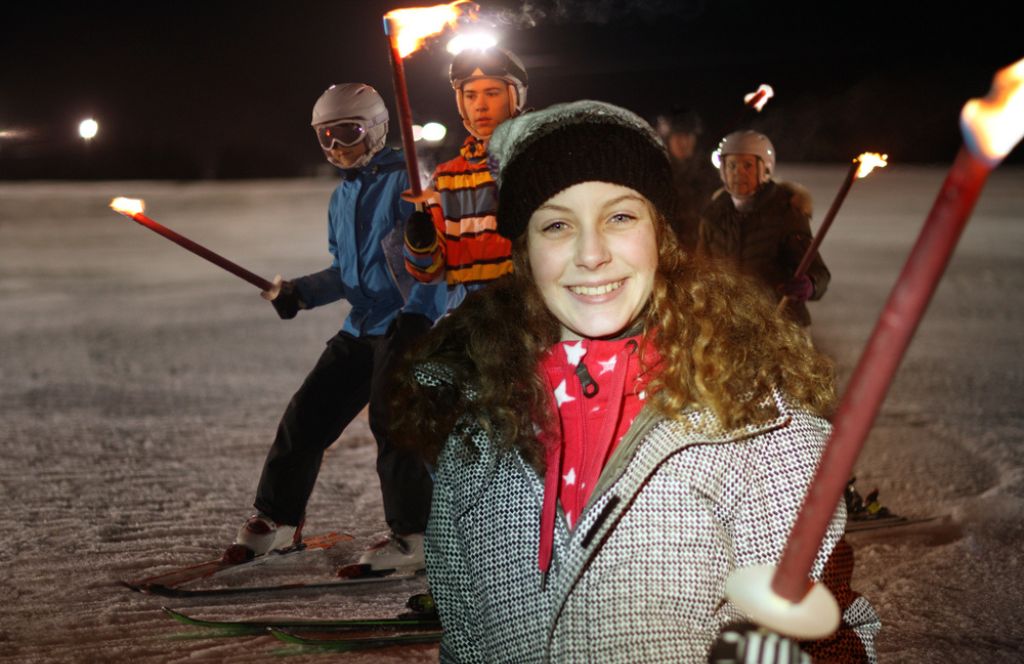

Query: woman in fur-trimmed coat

[393,101,879,663]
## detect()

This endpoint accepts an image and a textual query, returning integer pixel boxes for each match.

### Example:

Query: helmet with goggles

[449,47,528,125]
[311,83,389,169]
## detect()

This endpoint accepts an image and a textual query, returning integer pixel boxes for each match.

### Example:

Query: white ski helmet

[715,130,776,179]
[450,47,528,135]
[311,83,389,169]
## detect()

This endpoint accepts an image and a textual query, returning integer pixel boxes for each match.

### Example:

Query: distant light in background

[79,118,99,140]
[446,31,498,55]
[420,122,447,142]
[710,149,722,169]
[412,124,424,142]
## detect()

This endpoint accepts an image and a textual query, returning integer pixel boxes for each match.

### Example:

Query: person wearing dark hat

[402,46,529,311]
[656,106,720,248]
[392,101,879,662]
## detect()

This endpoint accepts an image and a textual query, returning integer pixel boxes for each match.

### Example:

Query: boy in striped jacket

[403,47,529,310]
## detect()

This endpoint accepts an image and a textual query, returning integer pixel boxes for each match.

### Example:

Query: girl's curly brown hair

[391,203,835,471]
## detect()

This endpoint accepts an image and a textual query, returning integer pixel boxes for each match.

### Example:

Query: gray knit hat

[487,100,677,240]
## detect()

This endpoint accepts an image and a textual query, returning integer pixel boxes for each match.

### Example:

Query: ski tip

[267,627,305,644]
[118,579,179,596]
[336,563,376,579]
[136,583,188,598]
[162,607,191,623]
[118,580,144,593]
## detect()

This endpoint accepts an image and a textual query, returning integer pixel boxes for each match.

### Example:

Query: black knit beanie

[487,100,677,240]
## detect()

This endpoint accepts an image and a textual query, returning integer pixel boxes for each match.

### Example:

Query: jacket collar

[543,389,793,655]
[339,147,405,179]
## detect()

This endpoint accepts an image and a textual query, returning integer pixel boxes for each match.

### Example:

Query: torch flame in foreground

[961,56,1024,166]
[110,197,145,216]
[385,1,477,57]
[744,84,775,112]
[855,152,888,179]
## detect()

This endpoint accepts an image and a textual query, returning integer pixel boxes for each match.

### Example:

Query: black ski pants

[253,313,433,534]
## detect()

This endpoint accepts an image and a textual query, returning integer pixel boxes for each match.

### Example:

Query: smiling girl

[393,101,879,663]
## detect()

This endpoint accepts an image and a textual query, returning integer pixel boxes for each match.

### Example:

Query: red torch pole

[725,55,1023,640]
[745,88,767,110]
[777,158,860,314]
[111,201,273,291]
[728,84,774,131]
[383,17,423,198]
[771,146,992,602]
[796,159,859,278]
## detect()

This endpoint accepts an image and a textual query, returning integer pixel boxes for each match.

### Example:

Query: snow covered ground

[1,168,1021,662]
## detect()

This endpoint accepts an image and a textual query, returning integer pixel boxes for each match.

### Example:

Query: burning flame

[385,1,477,58]
[744,84,775,112]
[961,56,1024,166]
[855,152,888,179]
[110,197,145,216]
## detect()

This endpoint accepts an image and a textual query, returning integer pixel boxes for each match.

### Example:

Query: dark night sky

[1,0,1019,179]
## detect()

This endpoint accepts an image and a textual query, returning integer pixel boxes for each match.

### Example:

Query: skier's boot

[402,592,439,620]
[222,512,303,563]
[337,532,425,578]
[864,489,892,518]
[844,476,865,516]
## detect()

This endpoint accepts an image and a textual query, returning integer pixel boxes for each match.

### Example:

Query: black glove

[779,274,815,303]
[386,312,433,345]
[405,210,436,250]
[709,622,809,664]
[271,279,305,320]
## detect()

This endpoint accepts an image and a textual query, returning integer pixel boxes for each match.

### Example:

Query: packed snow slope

[1,168,1021,662]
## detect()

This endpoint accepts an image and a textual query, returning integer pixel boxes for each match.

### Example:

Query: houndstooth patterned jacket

[424,376,880,663]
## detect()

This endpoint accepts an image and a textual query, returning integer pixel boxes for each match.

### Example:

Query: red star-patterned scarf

[536,333,661,573]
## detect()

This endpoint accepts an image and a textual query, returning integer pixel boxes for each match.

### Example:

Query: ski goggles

[315,121,367,149]
[450,49,524,88]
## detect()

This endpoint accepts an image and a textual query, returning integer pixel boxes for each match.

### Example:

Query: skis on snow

[133,568,426,598]
[163,606,441,634]
[268,627,442,650]
[843,477,949,535]
[120,531,352,594]
[845,514,939,532]
[162,595,442,651]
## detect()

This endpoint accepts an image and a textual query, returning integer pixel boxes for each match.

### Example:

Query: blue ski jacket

[293,148,446,336]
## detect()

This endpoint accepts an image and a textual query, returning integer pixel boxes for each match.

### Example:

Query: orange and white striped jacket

[404,136,512,309]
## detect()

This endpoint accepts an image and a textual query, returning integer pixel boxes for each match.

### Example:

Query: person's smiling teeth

[569,280,623,296]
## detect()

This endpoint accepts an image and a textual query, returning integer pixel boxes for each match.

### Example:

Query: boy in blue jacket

[223,83,445,573]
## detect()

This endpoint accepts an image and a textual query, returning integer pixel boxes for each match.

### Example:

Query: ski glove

[270,279,306,320]
[708,622,810,664]
[386,312,433,347]
[780,274,815,303]
[405,210,436,251]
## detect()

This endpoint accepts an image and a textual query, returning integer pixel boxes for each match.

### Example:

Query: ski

[268,626,442,650]
[846,514,938,533]
[841,477,947,534]
[134,568,426,598]
[120,531,352,594]
[163,607,441,634]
